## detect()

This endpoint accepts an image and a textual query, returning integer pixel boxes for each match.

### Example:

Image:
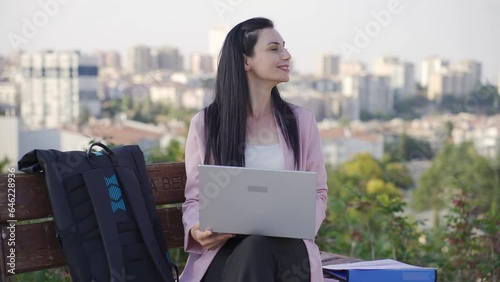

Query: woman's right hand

[190,222,235,250]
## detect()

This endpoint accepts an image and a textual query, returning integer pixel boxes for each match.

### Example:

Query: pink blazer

[180,106,328,282]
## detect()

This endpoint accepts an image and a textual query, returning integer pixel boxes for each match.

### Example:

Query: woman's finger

[191,223,213,243]
[202,233,234,248]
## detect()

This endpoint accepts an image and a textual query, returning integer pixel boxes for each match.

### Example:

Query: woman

[181,17,328,282]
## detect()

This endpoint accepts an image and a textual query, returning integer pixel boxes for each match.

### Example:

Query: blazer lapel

[275,117,295,170]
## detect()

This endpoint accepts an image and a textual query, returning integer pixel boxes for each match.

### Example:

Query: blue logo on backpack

[104,174,127,213]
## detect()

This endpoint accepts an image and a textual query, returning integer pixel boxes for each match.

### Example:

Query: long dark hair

[203,17,300,168]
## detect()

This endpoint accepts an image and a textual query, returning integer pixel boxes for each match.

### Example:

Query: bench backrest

[0,162,186,279]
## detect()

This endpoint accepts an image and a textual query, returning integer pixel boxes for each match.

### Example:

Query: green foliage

[319,148,499,281]
[360,110,393,121]
[14,268,71,282]
[147,139,185,163]
[438,191,500,281]
[169,248,189,273]
[79,104,90,124]
[100,98,123,118]
[393,95,430,120]
[318,153,418,260]
[360,96,431,121]
[132,96,156,124]
[343,153,383,179]
[444,120,453,140]
[411,142,499,212]
[385,133,434,162]
[318,168,421,262]
[382,162,414,190]
[122,94,133,112]
[0,155,9,173]
[438,85,500,115]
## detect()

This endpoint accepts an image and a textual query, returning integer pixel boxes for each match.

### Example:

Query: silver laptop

[198,164,317,240]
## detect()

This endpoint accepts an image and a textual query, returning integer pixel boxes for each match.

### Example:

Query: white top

[244,143,285,170]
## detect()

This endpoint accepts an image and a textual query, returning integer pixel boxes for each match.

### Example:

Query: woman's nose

[283,49,292,61]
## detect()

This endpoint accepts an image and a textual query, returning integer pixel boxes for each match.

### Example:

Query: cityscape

[1,1,499,280]
[0,27,499,170]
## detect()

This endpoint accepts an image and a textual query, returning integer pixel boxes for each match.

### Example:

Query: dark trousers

[201,235,310,282]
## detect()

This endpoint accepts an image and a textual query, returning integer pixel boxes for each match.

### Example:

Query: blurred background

[0,0,498,281]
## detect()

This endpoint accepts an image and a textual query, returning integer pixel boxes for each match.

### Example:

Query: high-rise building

[127,45,152,73]
[209,25,230,57]
[374,56,415,99]
[342,74,393,118]
[394,63,415,98]
[20,51,100,128]
[452,60,481,94]
[209,25,230,71]
[0,81,19,112]
[103,50,122,69]
[7,50,23,68]
[316,54,340,78]
[373,56,399,75]
[312,78,342,93]
[92,50,122,69]
[426,59,482,101]
[156,46,183,72]
[428,69,465,101]
[340,61,366,77]
[190,53,214,75]
[421,56,449,87]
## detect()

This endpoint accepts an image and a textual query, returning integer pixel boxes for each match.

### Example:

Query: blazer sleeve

[181,112,207,254]
[303,112,328,236]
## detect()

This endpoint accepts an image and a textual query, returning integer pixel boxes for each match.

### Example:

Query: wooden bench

[0,162,360,280]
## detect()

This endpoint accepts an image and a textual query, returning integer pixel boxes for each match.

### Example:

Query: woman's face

[244,28,292,85]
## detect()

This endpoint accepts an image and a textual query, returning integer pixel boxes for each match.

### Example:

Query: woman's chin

[277,75,290,83]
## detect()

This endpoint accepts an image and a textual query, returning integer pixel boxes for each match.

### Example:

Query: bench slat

[0,207,184,275]
[1,220,66,274]
[0,162,186,222]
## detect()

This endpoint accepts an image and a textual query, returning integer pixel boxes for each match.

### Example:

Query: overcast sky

[1,0,498,82]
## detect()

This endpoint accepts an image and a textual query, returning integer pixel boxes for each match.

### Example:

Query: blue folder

[323,259,437,282]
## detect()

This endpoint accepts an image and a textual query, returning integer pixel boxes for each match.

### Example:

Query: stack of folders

[322,259,437,282]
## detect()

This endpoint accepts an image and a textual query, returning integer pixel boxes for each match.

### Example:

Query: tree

[122,94,132,112]
[444,120,453,142]
[393,95,430,120]
[438,86,500,115]
[318,154,421,262]
[317,147,499,280]
[343,153,383,180]
[366,178,400,197]
[382,162,414,190]
[411,142,499,213]
[385,133,434,162]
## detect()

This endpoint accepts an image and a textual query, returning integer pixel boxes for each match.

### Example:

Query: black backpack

[18,142,178,282]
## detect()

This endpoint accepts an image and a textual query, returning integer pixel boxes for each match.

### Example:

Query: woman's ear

[243,54,251,71]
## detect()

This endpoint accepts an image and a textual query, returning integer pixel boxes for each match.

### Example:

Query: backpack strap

[126,147,180,281]
[82,170,125,280]
[115,166,174,282]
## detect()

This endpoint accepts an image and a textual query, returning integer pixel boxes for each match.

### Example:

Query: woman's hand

[190,222,235,250]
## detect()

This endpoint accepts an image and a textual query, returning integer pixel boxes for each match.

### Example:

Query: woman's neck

[247,79,274,119]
